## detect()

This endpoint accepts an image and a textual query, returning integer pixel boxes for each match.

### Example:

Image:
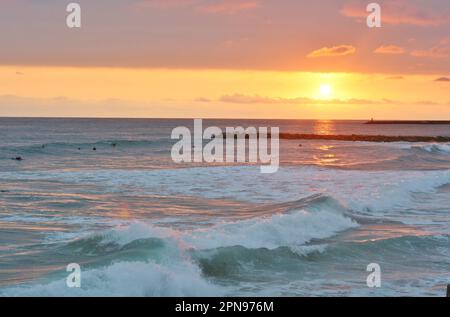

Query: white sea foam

[186,209,355,250]
[101,205,357,250]
[2,258,222,297]
[413,144,450,154]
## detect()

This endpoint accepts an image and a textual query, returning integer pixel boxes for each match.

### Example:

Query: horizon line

[1,116,450,121]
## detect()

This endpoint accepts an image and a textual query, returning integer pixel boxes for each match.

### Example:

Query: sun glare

[319,84,332,98]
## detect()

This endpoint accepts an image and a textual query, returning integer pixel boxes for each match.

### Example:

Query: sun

[319,84,332,98]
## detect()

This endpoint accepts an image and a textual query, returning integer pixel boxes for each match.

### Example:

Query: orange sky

[0,0,449,119]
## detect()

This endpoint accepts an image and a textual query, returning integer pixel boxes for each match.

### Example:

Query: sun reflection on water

[313,120,336,135]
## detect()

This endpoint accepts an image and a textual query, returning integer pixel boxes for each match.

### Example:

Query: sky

[0,0,449,119]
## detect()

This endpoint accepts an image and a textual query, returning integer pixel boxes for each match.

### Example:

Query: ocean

[0,118,449,296]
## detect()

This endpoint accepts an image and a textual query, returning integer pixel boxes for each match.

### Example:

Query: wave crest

[412,144,450,154]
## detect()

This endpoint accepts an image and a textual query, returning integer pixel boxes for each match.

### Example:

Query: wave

[3,166,450,214]
[411,144,450,155]
[1,195,357,296]
[4,231,448,297]
[77,195,357,251]
[195,234,450,280]
[2,253,222,297]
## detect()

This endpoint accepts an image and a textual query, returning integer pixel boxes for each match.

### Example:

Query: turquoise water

[0,118,449,296]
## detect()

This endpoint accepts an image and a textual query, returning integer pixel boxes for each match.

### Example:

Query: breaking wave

[411,144,450,155]
[1,196,357,296]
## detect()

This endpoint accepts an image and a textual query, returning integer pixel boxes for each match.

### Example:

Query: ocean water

[0,118,449,297]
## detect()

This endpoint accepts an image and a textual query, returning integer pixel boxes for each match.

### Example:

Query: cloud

[434,77,450,82]
[216,94,380,105]
[137,0,261,14]
[219,94,287,104]
[194,97,213,102]
[341,0,450,26]
[2,1,450,73]
[307,45,356,58]
[374,45,406,55]
[219,94,383,105]
[411,36,450,58]
[198,0,260,14]
[136,0,199,9]
[386,76,404,80]
[198,94,448,106]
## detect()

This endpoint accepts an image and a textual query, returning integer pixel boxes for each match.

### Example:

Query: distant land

[223,132,450,143]
[366,120,450,125]
[278,134,450,143]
